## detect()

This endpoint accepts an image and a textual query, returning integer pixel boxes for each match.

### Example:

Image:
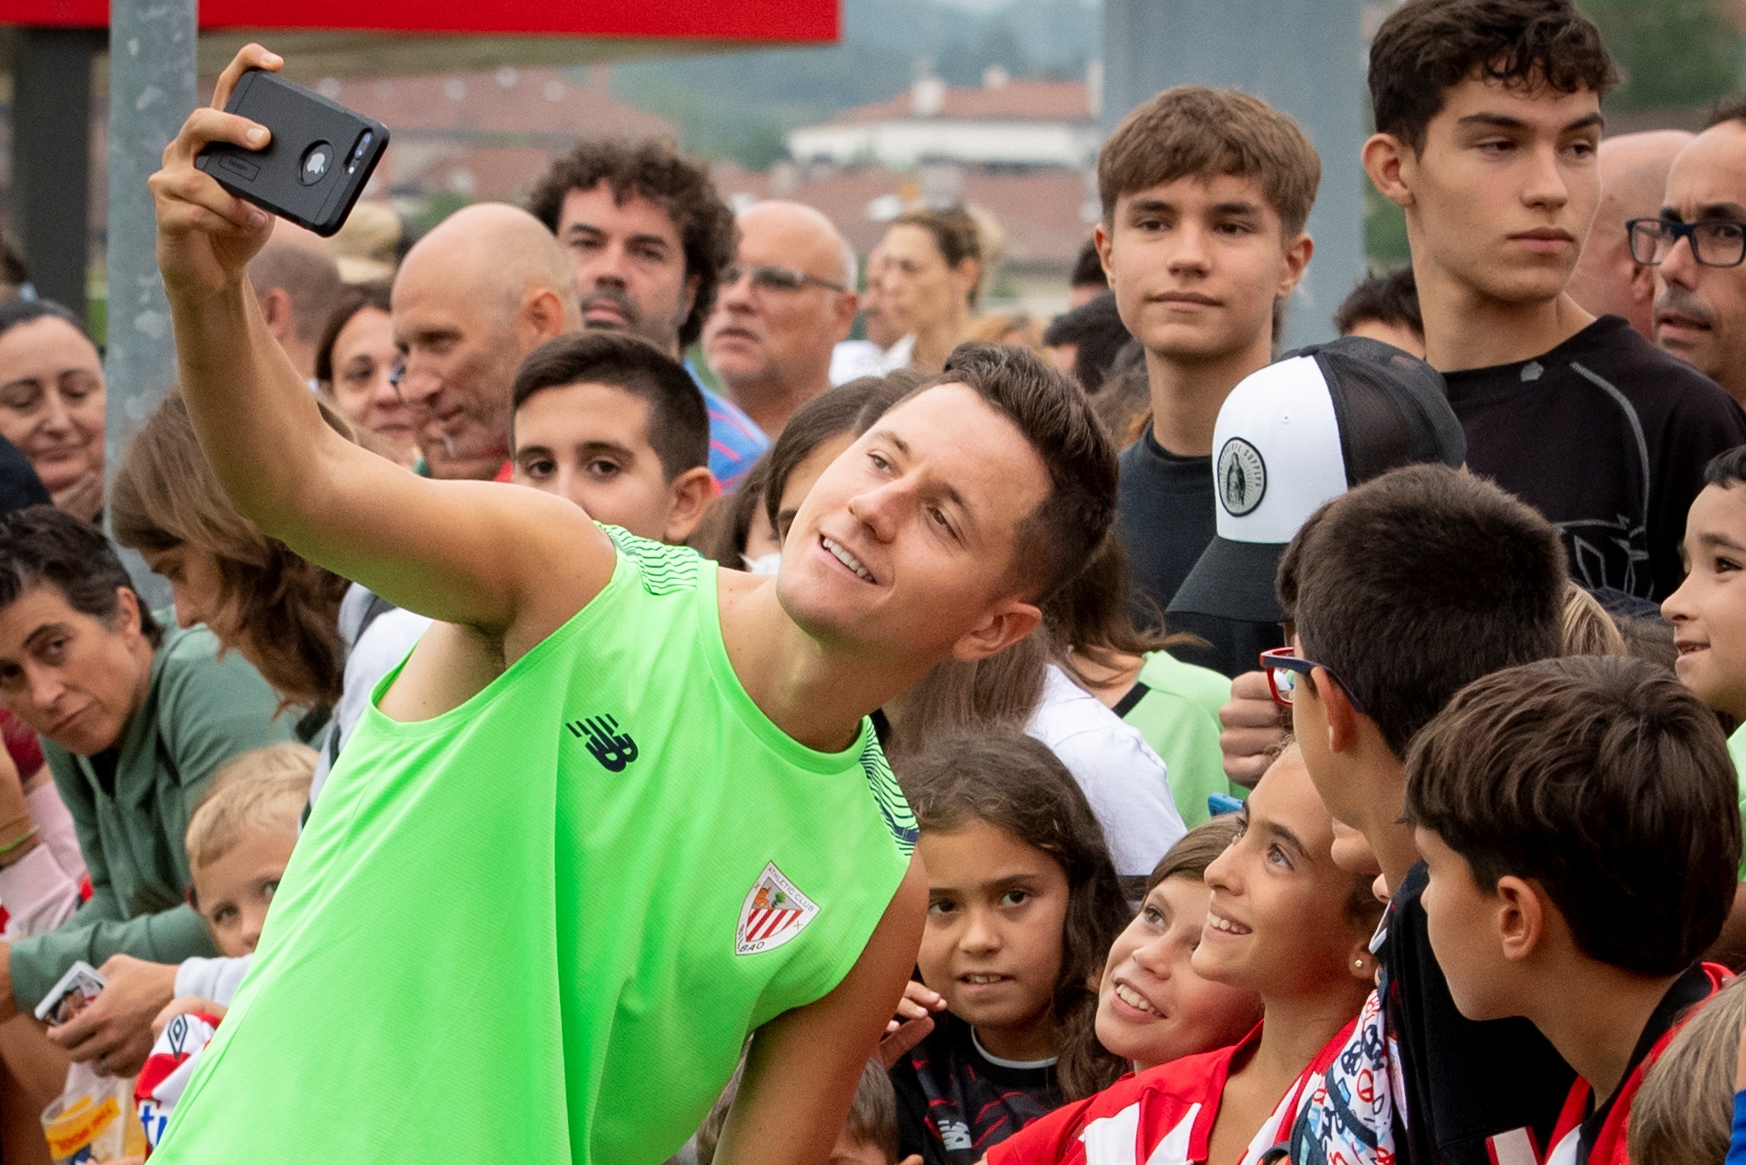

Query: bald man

[1566,130,1694,338]
[1653,104,1746,411]
[248,219,343,381]
[391,203,582,479]
[702,202,859,437]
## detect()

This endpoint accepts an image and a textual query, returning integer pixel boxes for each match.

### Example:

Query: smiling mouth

[821,535,876,583]
[1112,981,1162,1017]
[1206,911,1252,936]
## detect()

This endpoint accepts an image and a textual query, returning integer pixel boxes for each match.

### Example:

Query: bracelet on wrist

[0,825,39,858]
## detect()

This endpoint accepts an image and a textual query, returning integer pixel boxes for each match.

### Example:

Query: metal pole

[14,27,103,321]
[105,0,196,606]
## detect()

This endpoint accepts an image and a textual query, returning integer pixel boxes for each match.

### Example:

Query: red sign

[0,0,837,41]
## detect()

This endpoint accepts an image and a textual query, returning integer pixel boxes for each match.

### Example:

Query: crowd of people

[7,0,1746,1161]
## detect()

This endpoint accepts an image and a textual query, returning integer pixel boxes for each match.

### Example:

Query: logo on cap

[1217,438,1267,517]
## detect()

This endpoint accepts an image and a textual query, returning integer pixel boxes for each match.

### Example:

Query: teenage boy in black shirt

[1363,0,1746,604]
[1095,87,1318,677]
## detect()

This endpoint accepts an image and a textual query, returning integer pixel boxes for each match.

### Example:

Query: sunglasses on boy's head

[1259,647,1368,716]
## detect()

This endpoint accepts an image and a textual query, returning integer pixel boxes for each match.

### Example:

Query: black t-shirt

[1441,315,1746,601]
[889,1013,1063,1165]
[1383,863,1576,1165]
[1114,428,1283,678]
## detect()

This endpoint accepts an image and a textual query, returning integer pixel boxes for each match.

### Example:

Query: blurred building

[787,66,1101,170]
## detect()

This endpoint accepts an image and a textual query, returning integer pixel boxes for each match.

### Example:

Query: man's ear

[830,290,860,343]
[1495,874,1546,963]
[1313,666,1361,756]
[949,599,1041,663]
[1278,232,1315,299]
[681,273,702,327]
[257,287,295,344]
[521,288,569,345]
[1631,261,1658,308]
[1363,132,1415,210]
[661,467,719,545]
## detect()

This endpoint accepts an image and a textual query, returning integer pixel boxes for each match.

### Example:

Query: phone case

[196,71,390,238]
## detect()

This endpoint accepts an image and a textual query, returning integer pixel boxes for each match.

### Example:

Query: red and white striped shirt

[989,1019,1357,1165]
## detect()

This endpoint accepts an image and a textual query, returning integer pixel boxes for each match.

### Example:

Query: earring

[1354,959,1365,970]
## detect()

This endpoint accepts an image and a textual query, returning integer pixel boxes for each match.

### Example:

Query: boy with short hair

[510,331,717,544]
[1406,654,1739,1164]
[1095,85,1318,677]
[138,742,316,1151]
[1277,463,1574,1165]
[1363,0,1746,604]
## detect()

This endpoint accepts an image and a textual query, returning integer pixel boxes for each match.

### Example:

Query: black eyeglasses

[722,264,847,294]
[1259,648,1368,716]
[1627,217,1746,269]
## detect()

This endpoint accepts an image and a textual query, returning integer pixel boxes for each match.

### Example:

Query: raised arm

[148,45,612,637]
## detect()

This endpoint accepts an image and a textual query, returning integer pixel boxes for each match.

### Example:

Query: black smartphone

[196,70,389,238]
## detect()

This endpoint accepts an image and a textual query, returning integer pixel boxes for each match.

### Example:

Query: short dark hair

[0,233,28,290]
[1703,443,1746,489]
[1334,268,1423,339]
[1070,238,1107,290]
[1369,0,1617,154]
[526,140,737,349]
[1042,292,1133,392]
[1406,655,1740,974]
[0,298,85,342]
[915,342,1118,603]
[1098,86,1321,238]
[0,505,162,647]
[510,331,708,482]
[1278,464,1567,756]
[1709,93,1746,129]
[314,282,392,385]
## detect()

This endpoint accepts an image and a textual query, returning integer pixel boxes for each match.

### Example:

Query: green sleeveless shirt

[155,529,917,1164]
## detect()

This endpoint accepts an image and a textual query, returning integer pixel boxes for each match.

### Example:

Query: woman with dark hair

[314,282,417,467]
[876,208,984,371]
[0,299,106,520]
[0,505,291,1078]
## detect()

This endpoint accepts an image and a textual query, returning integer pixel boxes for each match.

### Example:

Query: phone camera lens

[352,131,373,160]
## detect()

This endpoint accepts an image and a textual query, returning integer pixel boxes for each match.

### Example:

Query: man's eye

[1268,844,1293,869]
[927,899,956,916]
[1001,889,1030,907]
[213,906,237,925]
[587,460,622,479]
[263,879,280,900]
[41,638,68,663]
[523,458,555,480]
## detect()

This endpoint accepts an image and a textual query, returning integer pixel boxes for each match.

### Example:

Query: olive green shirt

[1120,650,1247,830]
[9,621,293,1009]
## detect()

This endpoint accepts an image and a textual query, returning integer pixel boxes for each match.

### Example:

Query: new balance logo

[566,715,639,772]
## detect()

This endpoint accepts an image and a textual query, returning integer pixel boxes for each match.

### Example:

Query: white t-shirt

[1025,664,1186,878]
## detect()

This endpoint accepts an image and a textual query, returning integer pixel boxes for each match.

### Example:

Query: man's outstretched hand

[148,44,282,298]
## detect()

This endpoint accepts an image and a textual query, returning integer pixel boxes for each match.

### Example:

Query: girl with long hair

[890,730,1132,1164]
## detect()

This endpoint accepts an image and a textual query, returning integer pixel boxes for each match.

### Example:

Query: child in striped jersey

[891,732,1132,1165]
[985,743,1381,1165]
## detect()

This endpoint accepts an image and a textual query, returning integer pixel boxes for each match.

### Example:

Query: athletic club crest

[736,863,820,956]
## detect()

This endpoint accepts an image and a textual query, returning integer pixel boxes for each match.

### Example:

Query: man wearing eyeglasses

[1649,102,1746,411]
[702,202,860,439]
